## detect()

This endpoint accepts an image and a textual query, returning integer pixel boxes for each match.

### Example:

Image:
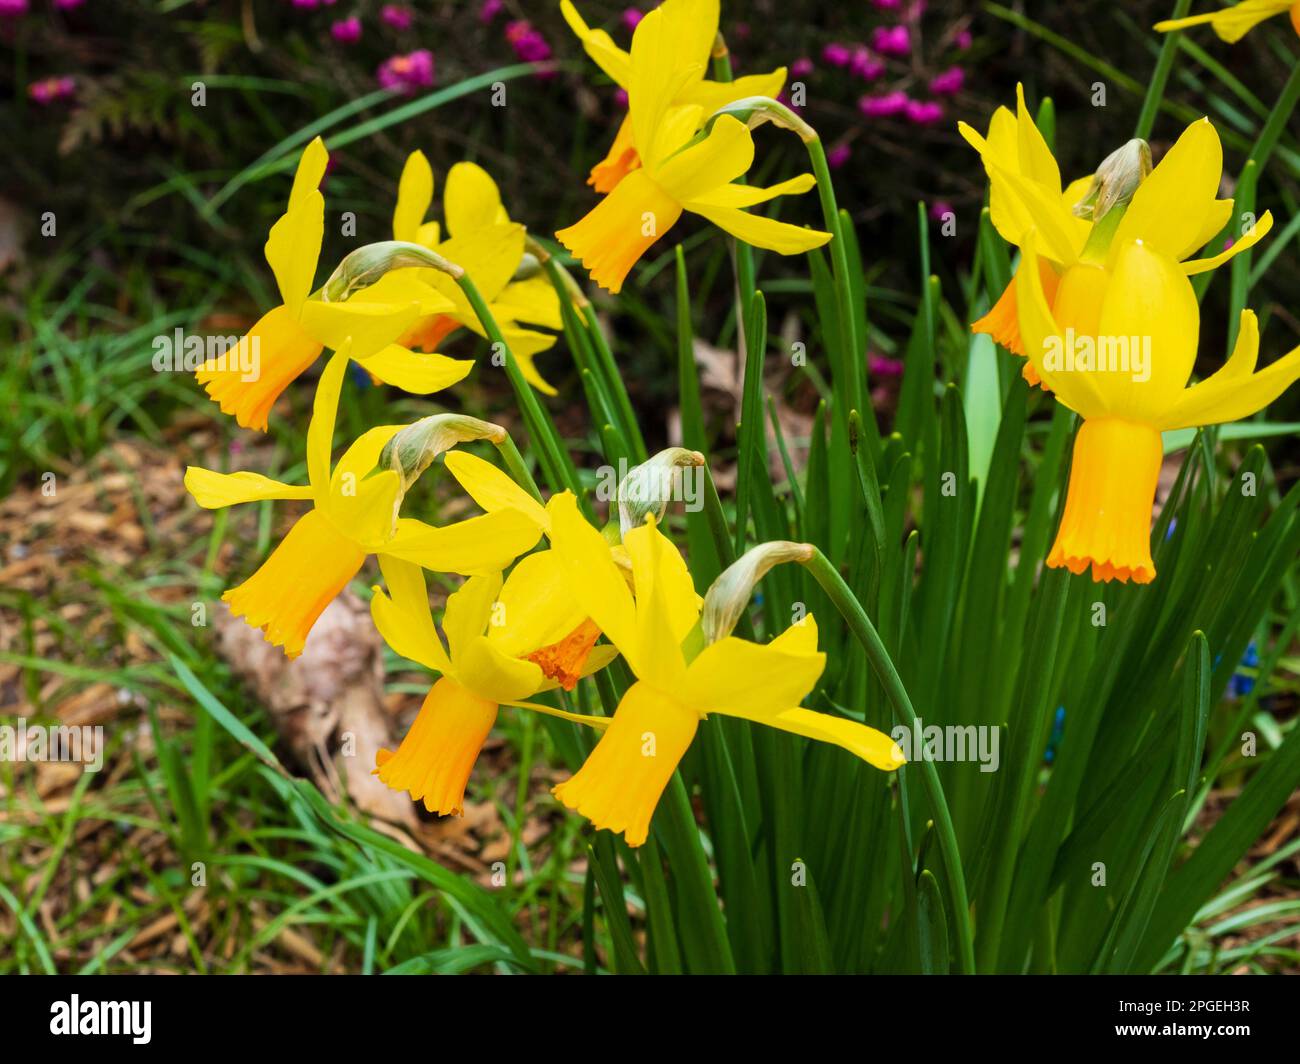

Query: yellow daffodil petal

[223,508,367,658]
[444,162,509,237]
[1112,118,1223,264]
[1183,198,1234,260]
[552,681,698,847]
[196,305,324,432]
[184,468,312,509]
[684,173,817,210]
[352,269,455,316]
[393,150,434,243]
[623,518,700,645]
[1015,83,1062,190]
[555,171,683,294]
[1155,0,1293,42]
[758,707,906,771]
[494,276,563,330]
[548,491,642,672]
[560,0,633,86]
[265,193,324,314]
[1181,210,1273,275]
[297,298,423,361]
[628,4,705,169]
[307,347,349,499]
[490,550,586,658]
[443,451,550,532]
[375,676,497,816]
[288,137,329,214]
[428,221,526,304]
[682,68,789,114]
[654,115,754,202]
[380,509,543,574]
[686,202,832,255]
[355,345,474,394]
[683,629,824,718]
[372,555,452,674]
[457,635,546,704]
[1095,239,1200,419]
[442,571,503,665]
[1046,418,1162,584]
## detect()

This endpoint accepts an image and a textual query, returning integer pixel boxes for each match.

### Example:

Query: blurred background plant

[1,0,1298,973]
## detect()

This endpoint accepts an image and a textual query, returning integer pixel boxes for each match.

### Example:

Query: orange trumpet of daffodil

[370,552,617,816]
[1156,1,1300,42]
[184,347,543,656]
[555,0,828,293]
[560,0,787,192]
[546,492,903,847]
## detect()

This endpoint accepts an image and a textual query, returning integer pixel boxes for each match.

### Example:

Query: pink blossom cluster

[29,75,76,104]
[377,49,434,94]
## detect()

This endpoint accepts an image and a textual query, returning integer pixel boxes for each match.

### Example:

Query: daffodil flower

[960,92,1272,387]
[1156,0,1300,43]
[560,0,787,192]
[184,348,543,656]
[1015,229,1300,583]
[370,554,617,816]
[546,492,903,847]
[384,151,563,394]
[556,0,829,294]
[197,138,464,430]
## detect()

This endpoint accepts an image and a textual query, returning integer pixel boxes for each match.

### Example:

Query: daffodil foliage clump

[185,0,1300,973]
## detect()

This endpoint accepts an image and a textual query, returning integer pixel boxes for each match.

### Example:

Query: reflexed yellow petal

[380,509,543,574]
[547,491,642,672]
[374,676,497,816]
[223,508,366,658]
[444,162,509,237]
[457,635,546,704]
[628,4,705,169]
[265,193,324,313]
[429,221,526,304]
[560,0,633,86]
[1161,321,1300,430]
[494,276,563,330]
[324,423,405,526]
[552,681,698,847]
[1095,239,1200,420]
[297,298,423,360]
[661,0,721,68]
[355,344,474,394]
[352,269,455,315]
[1182,198,1234,260]
[622,518,700,644]
[1015,83,1062,191]
[1154,0,1292,42]
[393,150,434,243]
[443,451,550,531]
[289,137,329,213]
[555,171,683,294]
[1046,418,1162,584]
[443,572,503,664]
[307,347,350,499]
[686,202,831,255]
[683,628,824,717]
[759,707,905,771]
[685,173,816,210]
[1181,210,1273,275]
[373,555,452,673]
[491,550,586,658]
[184,467,312,509]
[197,305,323,432]
[654,115,754,202]
[329,468,401,550]
[682,68,788,113]
[1112,118,1223,262]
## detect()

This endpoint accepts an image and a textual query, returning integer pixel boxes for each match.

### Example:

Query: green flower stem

[801,547,976,975]
[494,434,544,504]
[1134,0,1192,141]
[456,274,577,498]
[807,136,866,420]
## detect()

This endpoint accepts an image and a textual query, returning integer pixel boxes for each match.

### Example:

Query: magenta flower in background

[859,90,909,118]
[821,42,852,68]
[28,76,76,105]
[614,86,629,107]
[872,0,902,8]
[928,200,954,222]
[290,0,320,9]
[827,143,851,170]
[479,0,503,22]
[381,5,412,30]
[849,46,884,81]
[954,27,973,49]
[790,56,814,79]
[904,99,944,125]
[871,25,911,57]
[929,66,964,95]
[330,16,361,43]
[869,354,905,378]
[0,0,29,17]
[54,0,84,10]
[621,7,643,31]
[377,49,434,94]
[506,20,552,64]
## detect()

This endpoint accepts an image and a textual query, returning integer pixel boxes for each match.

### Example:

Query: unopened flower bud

[380,414,507,499]
[1072,139,1152,222]
[322,240,463,303]
[701,541,814,644]
[617,448,705,535]
[707,95,818,144]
